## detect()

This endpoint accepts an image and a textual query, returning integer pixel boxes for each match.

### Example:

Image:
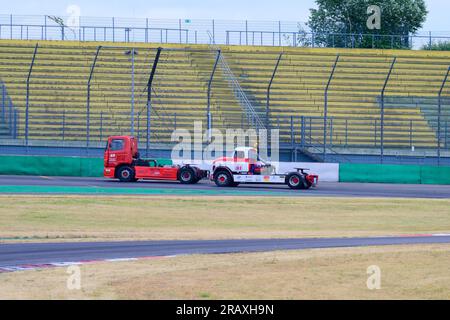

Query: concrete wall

[0,156,171,177]
[1,155,449,185]
[339,163,450,185]
[277,162,339,182]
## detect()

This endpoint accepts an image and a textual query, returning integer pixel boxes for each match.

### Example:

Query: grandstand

[0,39,449,161]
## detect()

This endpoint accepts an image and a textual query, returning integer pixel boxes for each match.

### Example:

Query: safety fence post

[300,116,305,149]
[62,110,65,141]
[100,111,103,141]
[290,116,294,147]
[146,47,162,157]
[323,55,339,162]
[1,83,5,123]
[8,99,12,136]
[112,17,115,42]
[309,117,312,145]
[137,114,140,139]
[207,50,220,138]
[345,119,348,147]
[86,46,101,152]
[437,66,450,166]
[174,113,177,131]
[145,18,149,43]
[44,15,47,40]
[212,20,215,44]
[129,48,136,136]
[267,53,283,131]
[13,109,18,139]
[380,57,397,164]
[409,120,413,149]
[445,121,448,149]
[329,118,333,148]
[374,119,378,147]
[10,14,12,39]
[25,43,38,153]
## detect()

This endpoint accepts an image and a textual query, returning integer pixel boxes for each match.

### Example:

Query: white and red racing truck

[211,147,318,189]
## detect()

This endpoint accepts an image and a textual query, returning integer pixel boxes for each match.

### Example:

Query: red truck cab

[104,136,206,184]
[104,136,138,176]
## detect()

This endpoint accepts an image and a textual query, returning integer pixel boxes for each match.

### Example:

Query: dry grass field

[1,244,449,299]
[1,195,449,299]
[0,195,449,242]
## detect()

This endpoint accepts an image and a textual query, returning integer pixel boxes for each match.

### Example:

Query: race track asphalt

[0,175,449,198]
[1,236,450,270]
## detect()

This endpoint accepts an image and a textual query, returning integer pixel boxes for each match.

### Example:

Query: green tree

[308,0,428,49]
[422,41,450,51]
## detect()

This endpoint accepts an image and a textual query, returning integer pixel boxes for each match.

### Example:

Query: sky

[1,0,449,33]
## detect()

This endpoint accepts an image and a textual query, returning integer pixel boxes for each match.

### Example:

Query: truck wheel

[287,173,308,190]
[117,166,135,182]
[214,170,233,187]
[178,167,196,184]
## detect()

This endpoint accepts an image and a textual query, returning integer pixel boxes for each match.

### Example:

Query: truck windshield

[248,149,258,161]
[109,139,124,151]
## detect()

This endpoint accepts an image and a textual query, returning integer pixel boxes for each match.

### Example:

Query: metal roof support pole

[206,50,221,139]
[25,43,38,153]
[146,47,162,157]
[86,46,101,152]
[323,55,339,162]
[380,57,397,164]
[267,53,283,131]
[437,66,450,166]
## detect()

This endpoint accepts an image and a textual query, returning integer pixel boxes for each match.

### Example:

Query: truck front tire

[117,166,135,182]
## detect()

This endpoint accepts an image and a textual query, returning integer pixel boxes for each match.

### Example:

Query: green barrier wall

[340,163,450,185]
[0,156,172,177]
[420,166,450,185]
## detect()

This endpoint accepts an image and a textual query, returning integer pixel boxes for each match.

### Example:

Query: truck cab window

[110,139,124,151]
[235,151,245,159]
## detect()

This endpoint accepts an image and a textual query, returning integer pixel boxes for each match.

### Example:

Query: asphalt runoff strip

[1,235,449,271]
[0,175,449,198]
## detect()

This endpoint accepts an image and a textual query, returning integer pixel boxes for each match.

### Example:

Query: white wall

[276,162,339,182]
[172,159,340,182]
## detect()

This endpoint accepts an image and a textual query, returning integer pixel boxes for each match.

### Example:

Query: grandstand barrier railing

[0,24,191,44]
[1,14,449,49]
[271,115,450,159]
[1,105,449,163]
[225,30,450,50]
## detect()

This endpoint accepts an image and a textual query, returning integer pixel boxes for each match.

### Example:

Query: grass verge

[1,244,449,299]
[1,195,449,242]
